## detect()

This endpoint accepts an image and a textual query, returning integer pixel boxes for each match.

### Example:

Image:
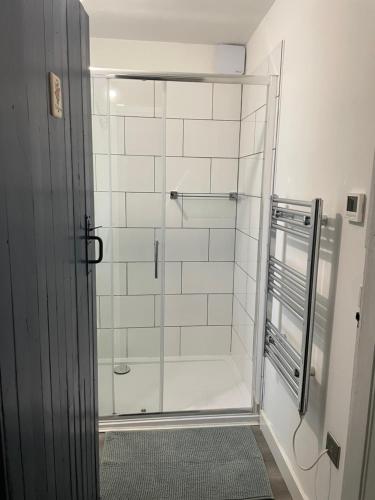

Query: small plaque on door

[49,72,63,118]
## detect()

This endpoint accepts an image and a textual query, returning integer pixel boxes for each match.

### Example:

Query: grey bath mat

[100,426,274,500]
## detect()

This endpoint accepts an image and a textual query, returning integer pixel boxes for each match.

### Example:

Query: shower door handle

[154,240,159,279]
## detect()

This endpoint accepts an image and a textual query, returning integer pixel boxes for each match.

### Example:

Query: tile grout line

[98,323,232,331]
[93,112,244,123]
[230,83,244,353]
[100,260,236,265]
[179,327,182,356]
[209,158,212,193]
[208,228,211,261]
[180,262,183,294]
[123,116,126,155]
[182,119,185,157]
[94,153,242,160]
[207,294,209,325]
[98,289,235,298]
[206,294,209,326]
[153,81,156,118]
[153,156,156,192]
[125,328,129,358]
[153,294,156,328]
[95,190,262,198]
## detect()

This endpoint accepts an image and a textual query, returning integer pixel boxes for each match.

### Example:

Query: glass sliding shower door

[161,81,246,412]
[93,75,270,417]
[93,77,166,416]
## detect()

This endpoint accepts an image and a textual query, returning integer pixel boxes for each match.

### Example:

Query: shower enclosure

[91,72,278,419]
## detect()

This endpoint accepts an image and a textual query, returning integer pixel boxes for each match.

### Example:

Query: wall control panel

[345,193,365,223]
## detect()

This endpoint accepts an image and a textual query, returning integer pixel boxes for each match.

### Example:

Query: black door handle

[87,235,103,264]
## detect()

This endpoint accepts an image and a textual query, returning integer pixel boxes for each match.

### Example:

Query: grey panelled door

[0,1,98,499]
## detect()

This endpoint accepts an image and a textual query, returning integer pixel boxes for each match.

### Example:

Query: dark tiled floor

[98,425,292,500]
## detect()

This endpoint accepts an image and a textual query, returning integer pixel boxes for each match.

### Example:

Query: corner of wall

[260,411,307,500]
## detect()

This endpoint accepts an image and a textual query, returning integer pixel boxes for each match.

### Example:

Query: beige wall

[246,0,375,498]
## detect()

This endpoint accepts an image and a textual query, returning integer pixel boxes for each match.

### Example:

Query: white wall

[90,38,219,73]
[246,1,375,499]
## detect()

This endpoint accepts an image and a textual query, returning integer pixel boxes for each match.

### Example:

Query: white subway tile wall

[209,229,235,261]
[211,159,238,193]
[109,79,155,117]
[182,262,234,294]
[181,198,236,229]
[155,294,208,327]
[92,77,265,389]
[111,155,155,192]
[212,84,242,121]
[183,120,240,158]
[181,326,232,355]
[163,157,211,193]
[231,83,267,388]
[163,228,209,261]
[164,82,213,119]
[208,294,233,326]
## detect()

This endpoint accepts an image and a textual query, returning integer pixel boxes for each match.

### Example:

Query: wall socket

[326,432,341,468]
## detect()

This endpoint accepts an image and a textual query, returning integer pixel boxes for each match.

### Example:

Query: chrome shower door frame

[93,70,279,422]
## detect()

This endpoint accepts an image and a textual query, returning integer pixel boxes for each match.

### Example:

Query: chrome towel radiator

[264,196,325,415]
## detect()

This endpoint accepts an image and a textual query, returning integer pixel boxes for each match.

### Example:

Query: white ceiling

[81,0,275,45]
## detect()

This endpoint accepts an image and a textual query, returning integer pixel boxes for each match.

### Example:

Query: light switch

[345,193,365,223]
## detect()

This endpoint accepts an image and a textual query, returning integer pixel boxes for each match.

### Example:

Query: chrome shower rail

[264,196,324,415]
[169,191,238,200]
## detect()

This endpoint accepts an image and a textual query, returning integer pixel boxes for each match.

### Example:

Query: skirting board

[260,410,307,500]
